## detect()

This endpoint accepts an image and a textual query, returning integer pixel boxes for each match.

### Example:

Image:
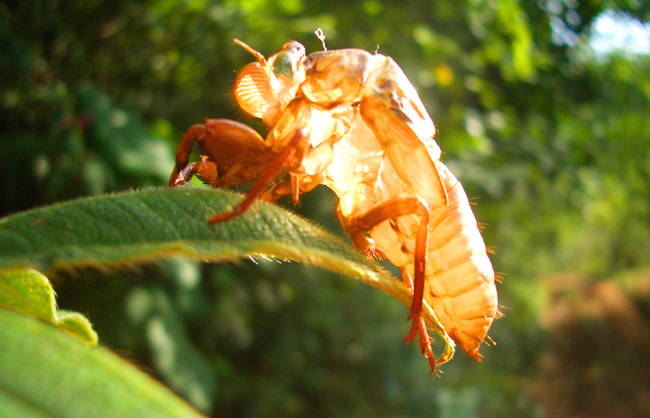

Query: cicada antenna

[315,28,327,51]
[233,39,266,63]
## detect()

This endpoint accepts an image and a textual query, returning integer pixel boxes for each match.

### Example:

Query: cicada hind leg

[401,270,436,374]
[343,196,437,373]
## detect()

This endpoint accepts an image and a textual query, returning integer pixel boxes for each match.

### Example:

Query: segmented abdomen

[324,116,497,358]
[367,159,497,358]
[423,161,497,358]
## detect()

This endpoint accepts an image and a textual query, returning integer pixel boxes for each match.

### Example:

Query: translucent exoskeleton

[169,38,499,373]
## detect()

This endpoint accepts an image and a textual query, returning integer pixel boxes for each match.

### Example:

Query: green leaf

[55,310,99,345]
[0,187,454,362]
[0,187,373,272]
[0,268,54,322]
[0,307,203,418]
[0,268,98,344]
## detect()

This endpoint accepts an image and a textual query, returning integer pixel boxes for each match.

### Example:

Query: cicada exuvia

[169,36,498,373]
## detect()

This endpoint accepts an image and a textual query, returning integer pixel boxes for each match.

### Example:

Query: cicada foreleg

[343,197,437,372]
[207,128,311,224]
[169,119,270,188]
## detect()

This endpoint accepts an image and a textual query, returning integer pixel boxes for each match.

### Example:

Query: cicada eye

[272,52,296,78]
[271,41,306,80]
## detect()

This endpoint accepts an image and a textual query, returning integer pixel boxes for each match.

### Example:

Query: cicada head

[268,41,307,91]
[233,39,306,127]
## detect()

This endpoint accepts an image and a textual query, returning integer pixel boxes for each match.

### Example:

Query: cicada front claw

[169,155,218,188]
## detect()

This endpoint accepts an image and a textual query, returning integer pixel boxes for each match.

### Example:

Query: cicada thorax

[301,49,373,107]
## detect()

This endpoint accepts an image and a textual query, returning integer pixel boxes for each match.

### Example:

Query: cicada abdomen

[325,55,498,359]
[421,162,497,358]
[334,122,498,359]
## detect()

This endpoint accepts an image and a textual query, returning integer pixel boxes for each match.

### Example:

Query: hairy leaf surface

[0,187,454,360]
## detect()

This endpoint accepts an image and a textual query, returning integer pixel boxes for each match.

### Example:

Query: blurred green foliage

[1,0,649,416]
